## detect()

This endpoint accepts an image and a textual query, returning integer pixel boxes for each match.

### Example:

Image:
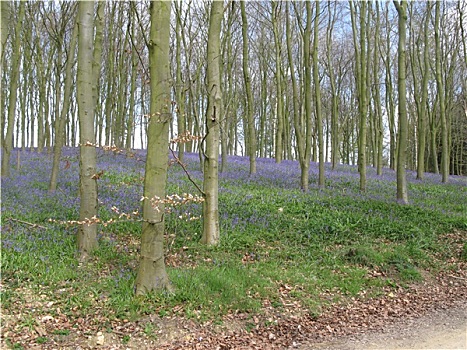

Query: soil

[295,301,466,350]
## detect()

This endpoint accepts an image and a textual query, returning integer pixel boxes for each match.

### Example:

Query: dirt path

[296,301,466,350]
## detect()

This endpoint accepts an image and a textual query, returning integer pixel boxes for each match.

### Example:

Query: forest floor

[2,150,467,349]
[2,257,465,349]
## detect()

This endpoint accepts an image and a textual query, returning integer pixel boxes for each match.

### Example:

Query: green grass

[2,151,466,346]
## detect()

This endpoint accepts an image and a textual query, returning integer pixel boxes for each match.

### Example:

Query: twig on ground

[8,217,47,229]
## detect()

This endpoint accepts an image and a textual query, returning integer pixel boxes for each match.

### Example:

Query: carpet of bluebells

[1,147,466,348]
[2,147,466,276]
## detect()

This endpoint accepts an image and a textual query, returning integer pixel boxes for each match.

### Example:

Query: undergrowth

[1,148,466,346]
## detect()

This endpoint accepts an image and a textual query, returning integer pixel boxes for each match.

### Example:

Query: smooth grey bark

[313,1,325,188]
[135,0,172,294]
[174,0,186,161]
[285,2,302,170]
[350,1,368,191]
[77,0,98,260]
[300,0,313,191]
[372,2,384,176]
[271,2,284,164]
[394,0,409,204]
[411,2,431,180]
[240,1,256,175]
[201,0,222,246]
[2,0,25,178]
[92,1,104,146]
[435,1,449,183]
[1,1,9,69]
[325,2,339,169]
[50,10,78,192]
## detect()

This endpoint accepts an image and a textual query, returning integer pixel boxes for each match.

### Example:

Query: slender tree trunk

[394,0,408,204]
[350,1,368,191]
[50,11,78,192]
[93,1,104,146]
[0,1,8,67]
[313,1,325,188]
[326,2,339,169]
[2,0,25,177]
[435,1,449,183]
[77,0,98,260]
[372,2,384,176]
[271,2,283,164]
[301,1,313,191]
[240,1,256,175]
[174,1,185,161]
[285,2,303,172]
[413,3,431,180]
[201,0,222,246]
[135,1,172,294]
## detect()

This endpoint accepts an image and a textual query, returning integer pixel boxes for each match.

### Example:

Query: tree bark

[135,0,172,294]
[2,0,25,177]
[201,0,222,245]
[240,1,256,175]
[435,1,449,183]
[50,9,78,192]
[271,2,283,164]
[394,0,408,204]
[77,0,98,260]
[313,1,325,188]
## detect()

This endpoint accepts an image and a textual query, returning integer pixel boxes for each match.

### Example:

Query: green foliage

[2,150,465,327]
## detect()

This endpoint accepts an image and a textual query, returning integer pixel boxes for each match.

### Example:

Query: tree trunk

[2,0,25,178]
[135,1,172,294]
[394,0,408,204]
[77,0,98,260]
[435,1,449,183]
[240,1,256,175]
[50,10,78,192]
[350,1,368,191]
[313,1,325,188]
[271,2,283,164]
[201,0,222,246]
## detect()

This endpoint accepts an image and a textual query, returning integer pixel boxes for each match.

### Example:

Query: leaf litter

[1,251,465,349]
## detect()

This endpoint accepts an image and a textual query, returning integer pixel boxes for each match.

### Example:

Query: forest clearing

[1,148,466,349]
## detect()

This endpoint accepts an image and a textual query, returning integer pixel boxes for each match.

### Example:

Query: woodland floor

[2,250,466,350]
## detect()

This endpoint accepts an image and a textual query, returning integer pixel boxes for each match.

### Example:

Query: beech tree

[77,0,98,259]
[434,1,449,183]
[394,0,408,204]
[2,0,25,178]
[201,0,222,245]
[241,1,256,175]
[50,6,78,192]
[135,0,173,294]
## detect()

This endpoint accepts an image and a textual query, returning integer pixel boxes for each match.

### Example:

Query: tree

[49,6,78,192]
[271,1,284,164]
[77,0,98,259]
[135,0,172,294]
[350,0,369,192]
[313,0,324,188]
[1,1,9,68]
[200,0,222,245]
[240,1,256,175]
[409,2,431,180]
[394,0,408,204]
[2,0,25,178]
[434,1,449,183]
